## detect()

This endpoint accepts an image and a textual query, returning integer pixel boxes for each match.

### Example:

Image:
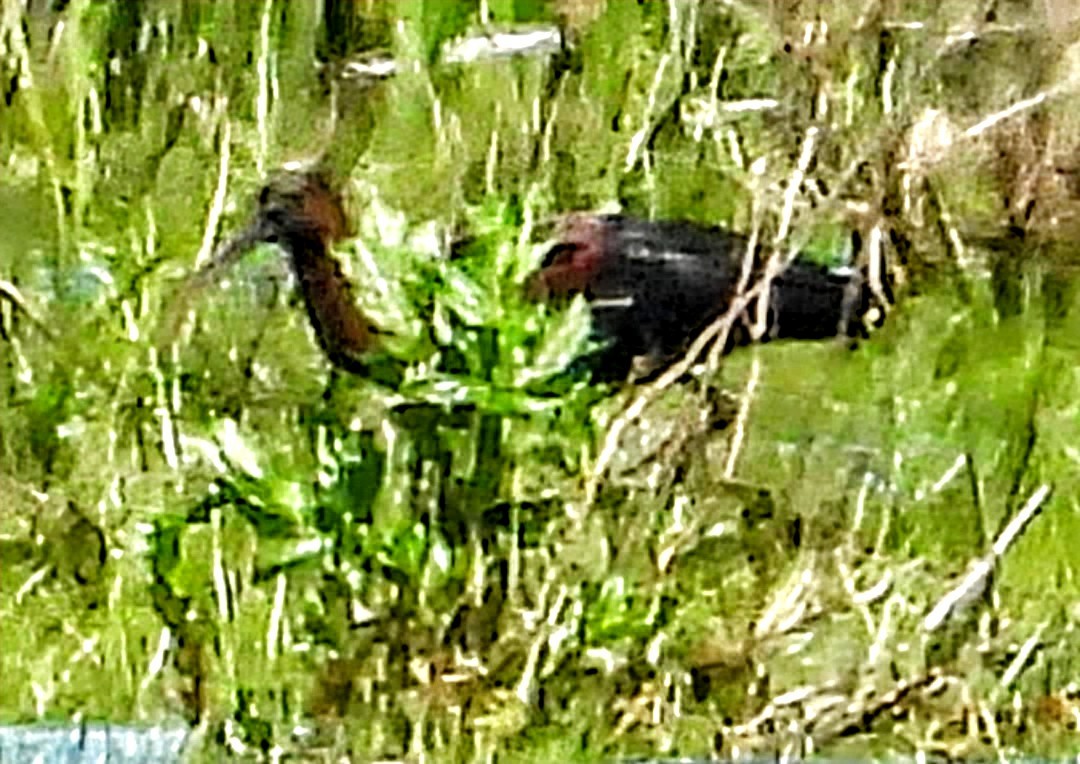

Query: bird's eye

[264,207,289,226]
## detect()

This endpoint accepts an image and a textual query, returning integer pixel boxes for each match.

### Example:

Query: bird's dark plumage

[527,214,891,381]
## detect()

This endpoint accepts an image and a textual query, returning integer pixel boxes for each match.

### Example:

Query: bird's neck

[281,233,381,371]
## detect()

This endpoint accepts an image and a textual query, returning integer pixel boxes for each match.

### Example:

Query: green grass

[2,0,1080,761]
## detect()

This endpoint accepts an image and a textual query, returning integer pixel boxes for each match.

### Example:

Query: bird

[172,169,391,380]
[176,169,891,384]
[526,213,893,382]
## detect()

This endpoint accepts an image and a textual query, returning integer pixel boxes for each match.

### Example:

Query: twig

[0,279,56,340]
[194,104,232,271]
[922,483,1052,632]
[998,621,1047,689]
[898,88,1064,172]
[341,26,564,80]
[722,356,759,479]
[160,102,233,349]
[964,90,1054,140]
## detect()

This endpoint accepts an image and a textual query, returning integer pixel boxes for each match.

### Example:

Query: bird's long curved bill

[188,217,276,293]
[161,217,274,344]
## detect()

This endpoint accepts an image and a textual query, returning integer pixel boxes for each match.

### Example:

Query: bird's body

[529,213,890,380]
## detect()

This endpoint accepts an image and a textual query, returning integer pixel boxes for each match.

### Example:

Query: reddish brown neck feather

[277,179,380,367]
[297,176,351,245]
[527,214,610,299]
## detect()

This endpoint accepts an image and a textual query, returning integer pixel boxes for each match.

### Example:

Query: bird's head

[218,170,350,257]
[181,169,350,293]
[248,170,350,247]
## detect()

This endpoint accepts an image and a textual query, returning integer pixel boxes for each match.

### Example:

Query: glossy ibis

[179,170,891,383]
